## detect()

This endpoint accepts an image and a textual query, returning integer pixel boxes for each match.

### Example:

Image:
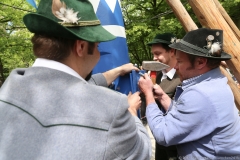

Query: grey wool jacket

[0,67,151,160]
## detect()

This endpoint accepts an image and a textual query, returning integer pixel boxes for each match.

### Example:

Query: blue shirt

[146,68,240,159]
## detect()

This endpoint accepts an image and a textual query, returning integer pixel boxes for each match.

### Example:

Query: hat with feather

[169,28,231,60]
[23,0,116,42]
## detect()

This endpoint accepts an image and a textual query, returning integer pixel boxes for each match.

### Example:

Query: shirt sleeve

[88,73,108,87]
[106,94,152,160]
[146,88,217,146]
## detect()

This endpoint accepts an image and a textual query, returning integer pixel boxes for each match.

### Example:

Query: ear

[169,48,176,56]
[74,40,87,57]
[196,57,207,69]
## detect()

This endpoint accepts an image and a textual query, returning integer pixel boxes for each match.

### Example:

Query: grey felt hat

[169,28,231,60]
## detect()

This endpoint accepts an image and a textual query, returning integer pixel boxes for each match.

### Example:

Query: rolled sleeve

[89,73,108,87]
[146,89,217,147]
[106,95,152,160]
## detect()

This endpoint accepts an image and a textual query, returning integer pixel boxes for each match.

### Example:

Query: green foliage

[0,0,36,86]
[220,0,240,25]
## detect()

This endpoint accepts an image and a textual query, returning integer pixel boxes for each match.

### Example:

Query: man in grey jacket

[0,0,151,159]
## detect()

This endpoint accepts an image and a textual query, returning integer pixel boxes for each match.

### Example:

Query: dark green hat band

[154,39,171,44]
[147,33,176,46]
[180,40,209,55]
[59,20,100,27]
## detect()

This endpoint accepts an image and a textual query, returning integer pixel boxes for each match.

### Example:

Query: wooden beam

[165,0,198,32]
[220,65,240,110]
[213,0,240,41]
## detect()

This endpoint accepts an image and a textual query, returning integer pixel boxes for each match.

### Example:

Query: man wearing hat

[0,0,151,159]
[142,33,181,160]
[138,28,240,159]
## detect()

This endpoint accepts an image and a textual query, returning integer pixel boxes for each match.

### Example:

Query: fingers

[153,84,164,97]
[138,74,152,86]
[120,63,140,76]
[138,73,150,82]
[128,91,140,100]
[153,84,164,92]
[153,84,160,90]
[128,91,132,97]
[153,84,160,93]
[128,91,142,111]
[133,91,140,96]
[127,63,139,71]
[144,73,151,80]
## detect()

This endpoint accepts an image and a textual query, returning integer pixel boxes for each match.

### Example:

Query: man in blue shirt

[138,28,240,159]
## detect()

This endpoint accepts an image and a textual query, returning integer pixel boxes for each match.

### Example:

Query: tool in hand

[141,61,169,84]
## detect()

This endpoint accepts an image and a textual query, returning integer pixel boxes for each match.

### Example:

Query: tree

[0,0,36,86]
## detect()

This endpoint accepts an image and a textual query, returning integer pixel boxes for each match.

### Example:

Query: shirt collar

[181,68,222,90]
[162,68,176,80]
[182,74,203,90]
[175,68,223,100]
[32,58,86,81]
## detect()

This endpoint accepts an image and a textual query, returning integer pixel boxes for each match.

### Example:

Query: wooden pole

[165,0,240,111]
[165,0,198,32]
[220,66,240,110]
[213,0,240,41]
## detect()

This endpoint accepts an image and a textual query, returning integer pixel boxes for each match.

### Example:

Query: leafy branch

[0,2,32,12]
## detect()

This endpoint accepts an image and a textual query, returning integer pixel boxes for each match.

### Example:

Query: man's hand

[119,63,139,76]
[152,84,165,100]
[103,63,139,86]
[138,73,155,105]
[128,91,141,116]
[138,74,171,110]
[153,84,171,111]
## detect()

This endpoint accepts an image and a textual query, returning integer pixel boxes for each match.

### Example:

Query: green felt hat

[23,0,116,42]
[169,28,231,60]
[147,33,177,46]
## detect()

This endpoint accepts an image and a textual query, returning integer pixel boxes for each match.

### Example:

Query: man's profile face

[174,50,197,82]
[151,44,171,65]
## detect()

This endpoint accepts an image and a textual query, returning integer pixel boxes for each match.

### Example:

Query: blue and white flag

[26,0,37,9]
[89,0,130,93]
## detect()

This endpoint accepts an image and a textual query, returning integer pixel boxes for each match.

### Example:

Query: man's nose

[174,63,178,70]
